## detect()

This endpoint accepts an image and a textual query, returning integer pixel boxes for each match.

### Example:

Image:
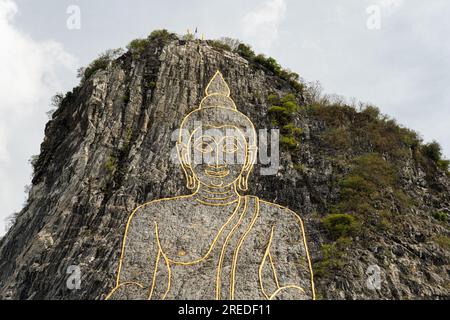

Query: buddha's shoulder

[126,195,194,223]
[256,197,305,230]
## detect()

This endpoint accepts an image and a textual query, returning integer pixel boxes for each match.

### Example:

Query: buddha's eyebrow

[218,136,245,148]
[192,135,217,145]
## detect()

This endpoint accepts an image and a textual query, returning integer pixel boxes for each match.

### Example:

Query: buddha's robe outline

[106,195,315,300]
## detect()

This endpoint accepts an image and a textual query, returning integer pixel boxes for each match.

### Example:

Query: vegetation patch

[267,93,302,150]
[378,210,393,230]
[78,48,124,82]
[421,141,450,174]
[212,41,305,92]
[310,102,423,159]
[104,154,118,175]
[320,126,352,150]
[321,214,360,240]
[182,33,195,41]
[29,154,40,176]
[338,154,397,213]
[148,29,178,43]
[432,211,448,223]
[127,38,150,57]
[208,40,232,52]
[280,136,299,151]
[422,141,442,162]
[315,237,351,278]
[293,163,305,173]
[147,81,156,89]
[316,153,410,276]
[236,43,255,60]
[437,159,450,173]
[432,235,450,249]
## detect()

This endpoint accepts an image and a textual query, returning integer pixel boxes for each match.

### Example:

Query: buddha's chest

[156,197,253,262]
[152,196,270,300]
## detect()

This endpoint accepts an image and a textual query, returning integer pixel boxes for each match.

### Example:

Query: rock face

[0,38,449,299]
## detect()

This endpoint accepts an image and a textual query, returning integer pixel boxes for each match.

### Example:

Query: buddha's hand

[269,285,310,300]
[105,282,149,300]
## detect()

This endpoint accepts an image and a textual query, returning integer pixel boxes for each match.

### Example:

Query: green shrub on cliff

[433,211,448,223]
[148,29,177,43]
[104,154,118,175]
[182,33,195,41]
[422,141,442,162]
[281,123,302,137]
[80,49,124,81]
[127,38,150,56]
[268,94,299,125]
[268,94,302,150]
[419,141,449,174]
[280,136,298,150]
[236,43,255,60]
[433,235,450,249]
[437,159,450,173]
[255,55,282,75]
[338,154,397,214]
[315,237,352,277]
[321,214,360,240]
[208,40,232,52]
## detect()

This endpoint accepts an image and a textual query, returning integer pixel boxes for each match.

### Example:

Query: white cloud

[0,0,76,234]
[242,0,287,51]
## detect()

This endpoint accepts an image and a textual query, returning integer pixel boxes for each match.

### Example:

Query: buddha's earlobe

[176,142,197,190]
[186,174,196,190]
[238,146,257,191]
[237,174,249,191]
[244,146,257,171]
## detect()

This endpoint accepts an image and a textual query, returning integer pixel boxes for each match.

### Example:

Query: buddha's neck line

[194,183,240,206]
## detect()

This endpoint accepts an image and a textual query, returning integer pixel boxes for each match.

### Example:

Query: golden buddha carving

[106,71,315,300]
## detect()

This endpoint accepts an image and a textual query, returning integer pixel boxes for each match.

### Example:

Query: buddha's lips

[205,168,230,178]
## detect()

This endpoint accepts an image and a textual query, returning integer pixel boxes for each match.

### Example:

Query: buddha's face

[187,125,249,188]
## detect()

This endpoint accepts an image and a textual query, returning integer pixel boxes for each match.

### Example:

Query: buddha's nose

[210,150,226,168]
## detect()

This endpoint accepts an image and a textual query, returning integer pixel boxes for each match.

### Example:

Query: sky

[0,0,449,234]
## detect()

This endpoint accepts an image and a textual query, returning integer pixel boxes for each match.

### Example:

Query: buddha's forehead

[181,107,253,129]
[179,107,257,146]
[189,125,247,141]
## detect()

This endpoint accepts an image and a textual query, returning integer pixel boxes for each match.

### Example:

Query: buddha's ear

[238,146,257,191]
[176,142,191,168]
[176,142,196,189]
[244,146,257,170]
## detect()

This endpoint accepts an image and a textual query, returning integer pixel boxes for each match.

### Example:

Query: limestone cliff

[0,33,449,299]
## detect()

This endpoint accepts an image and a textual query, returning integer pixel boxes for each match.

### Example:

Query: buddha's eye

[194,138,215,153]
[222,137,240,153]
[223,143,238,153]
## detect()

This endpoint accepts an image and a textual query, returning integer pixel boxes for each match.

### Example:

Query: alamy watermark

[366,264,382,290]
[66,5,81,30]
[66,265,81,290]
[366,5,382,30]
